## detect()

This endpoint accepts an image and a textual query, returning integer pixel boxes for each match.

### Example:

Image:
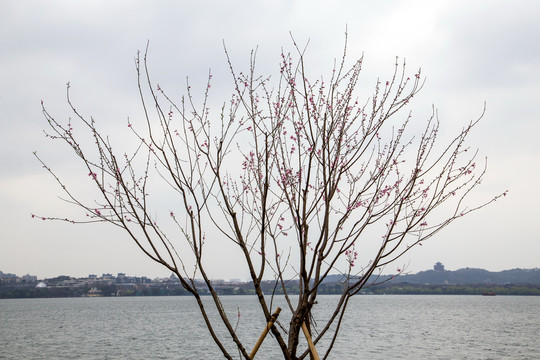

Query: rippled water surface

[1,295,539,359]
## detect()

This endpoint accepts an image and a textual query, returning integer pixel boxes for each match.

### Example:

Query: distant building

[0,271,18,285]
[434,262,445,271]
[22,274,38,283]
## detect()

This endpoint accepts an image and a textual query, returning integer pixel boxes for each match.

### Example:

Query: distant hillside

[392,268,540,285]
[323,268,540,285]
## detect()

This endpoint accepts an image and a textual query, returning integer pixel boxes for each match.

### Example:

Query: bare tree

[34,36,505,359]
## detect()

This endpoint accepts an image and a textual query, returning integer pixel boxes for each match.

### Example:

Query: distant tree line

[2,279,540,299]
[370,282,540,296]
[0,283,190,299]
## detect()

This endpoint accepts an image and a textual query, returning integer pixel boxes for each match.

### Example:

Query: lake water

[1,295,539,359]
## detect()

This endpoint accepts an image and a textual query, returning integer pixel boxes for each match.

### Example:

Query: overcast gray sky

[1,0,539,280]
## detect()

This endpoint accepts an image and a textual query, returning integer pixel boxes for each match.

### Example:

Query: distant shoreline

[1,282,540,299]
[2,267,540,299]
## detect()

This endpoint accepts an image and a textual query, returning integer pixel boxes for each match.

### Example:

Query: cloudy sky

[1,0,539,280]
